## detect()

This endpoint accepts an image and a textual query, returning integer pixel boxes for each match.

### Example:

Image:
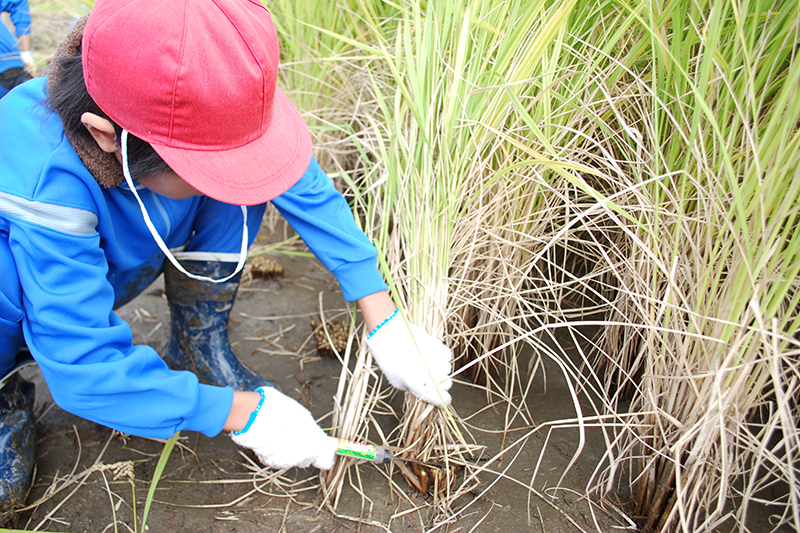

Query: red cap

[82,0,312,205]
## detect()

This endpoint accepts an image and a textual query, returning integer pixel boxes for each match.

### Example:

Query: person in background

[0,0,453,524]
[0,0,33,98]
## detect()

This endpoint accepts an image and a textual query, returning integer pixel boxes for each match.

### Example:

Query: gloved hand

[19,50,35,73]
[365,310,453,409]
[230,387,339,470]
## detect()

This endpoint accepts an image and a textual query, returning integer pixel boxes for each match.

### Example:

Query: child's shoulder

[0,79,99,211]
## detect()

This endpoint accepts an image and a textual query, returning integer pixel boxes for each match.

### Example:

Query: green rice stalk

[139,432,179,531]
[592,1,800,530]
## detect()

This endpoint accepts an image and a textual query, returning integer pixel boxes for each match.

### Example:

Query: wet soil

[13,218,626,532]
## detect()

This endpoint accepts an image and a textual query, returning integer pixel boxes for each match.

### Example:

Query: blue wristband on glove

[367,309,398,339]
[232,387,266,436]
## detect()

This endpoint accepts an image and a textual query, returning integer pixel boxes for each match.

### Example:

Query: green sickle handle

[334,438,392,464]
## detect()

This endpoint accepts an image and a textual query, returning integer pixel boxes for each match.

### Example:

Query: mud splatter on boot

[0,373,35,527]
[163,258,275,391]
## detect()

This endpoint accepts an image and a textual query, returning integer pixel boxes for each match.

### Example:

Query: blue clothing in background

[0,0,30,71]
[0,0,31,98]
[0,23,22,73]
[0,78,386,439]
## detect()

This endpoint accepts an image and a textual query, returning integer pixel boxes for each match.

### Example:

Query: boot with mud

[0,367,35,528]
[163,257,275,392]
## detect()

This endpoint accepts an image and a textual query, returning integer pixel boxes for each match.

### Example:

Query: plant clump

[248,255,284,279]
[310,316,349,358]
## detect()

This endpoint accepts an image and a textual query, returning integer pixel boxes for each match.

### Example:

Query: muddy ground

[13,214,629,532]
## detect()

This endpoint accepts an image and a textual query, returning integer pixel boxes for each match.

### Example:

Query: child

[0,0,452,521]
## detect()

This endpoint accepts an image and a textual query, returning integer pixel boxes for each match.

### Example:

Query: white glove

[231,387,339,470]
[19,50,34,72]
[365,310,453,408]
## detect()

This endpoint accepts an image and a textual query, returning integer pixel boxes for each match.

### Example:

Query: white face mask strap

[120,130,248,283]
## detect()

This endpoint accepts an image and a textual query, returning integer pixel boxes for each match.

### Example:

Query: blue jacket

[0,0,30,73]
[0,78,386,438]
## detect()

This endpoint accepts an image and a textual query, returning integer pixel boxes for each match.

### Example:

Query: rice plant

[271,0,800,530]
[271,0,632,517]
[585,1,800,531]
[279,0,636,514]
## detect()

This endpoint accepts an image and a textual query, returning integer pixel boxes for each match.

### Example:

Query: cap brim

[150,88,313,206]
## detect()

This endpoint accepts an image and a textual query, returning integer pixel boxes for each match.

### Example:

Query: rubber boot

[163,258,275,391]
[0,373,35,527]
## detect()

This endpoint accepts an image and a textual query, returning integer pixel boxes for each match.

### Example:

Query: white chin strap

[120,129,248,283]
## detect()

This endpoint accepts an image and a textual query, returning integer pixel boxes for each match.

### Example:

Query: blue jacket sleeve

[10,215,232,439]
[1,0,31,36]
[271,157,388,302]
